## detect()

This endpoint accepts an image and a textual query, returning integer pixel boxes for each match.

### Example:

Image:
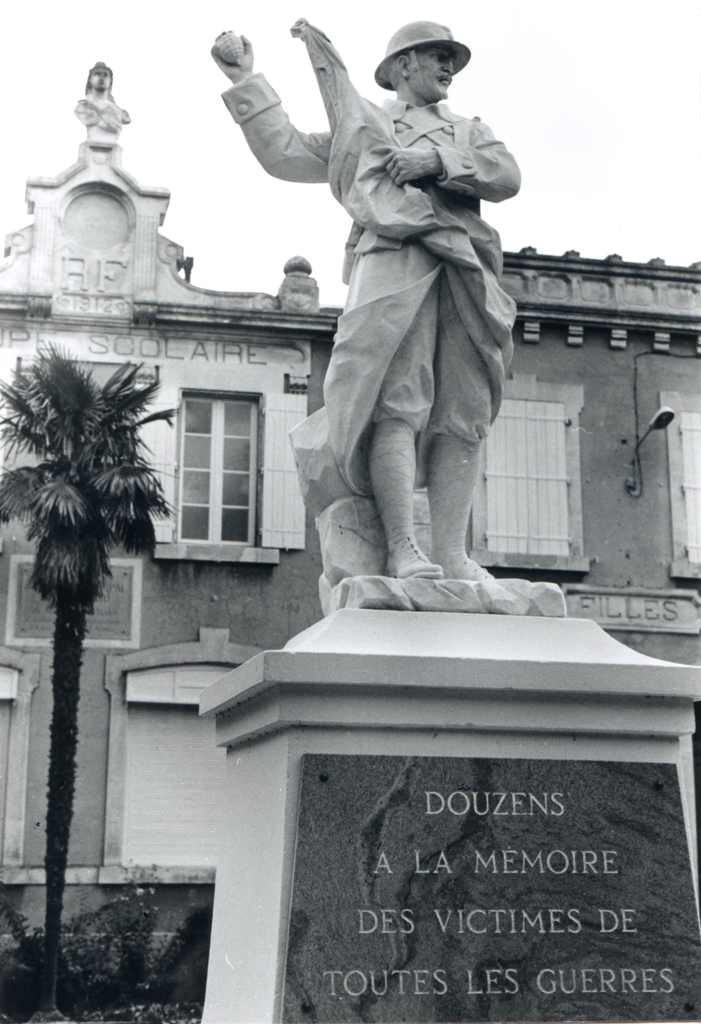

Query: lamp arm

[634,424,654,453]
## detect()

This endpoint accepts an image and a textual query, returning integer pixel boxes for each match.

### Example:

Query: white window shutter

[123,704,225,866]
[681,411,701,563]
[261,393,307,549]
[140,383,178,544]
[485,399,569,556]
[486,399,529,553]
[0,700,11,854]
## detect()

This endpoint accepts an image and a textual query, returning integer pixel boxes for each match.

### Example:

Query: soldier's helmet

[374,21,471,90]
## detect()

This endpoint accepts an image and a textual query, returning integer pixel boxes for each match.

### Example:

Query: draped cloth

[291,19,516,494]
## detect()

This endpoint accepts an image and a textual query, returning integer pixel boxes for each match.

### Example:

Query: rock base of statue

[200,610,701,1024]
[320,572,566,616]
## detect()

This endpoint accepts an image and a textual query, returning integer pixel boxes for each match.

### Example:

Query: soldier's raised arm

[211,31,331,183]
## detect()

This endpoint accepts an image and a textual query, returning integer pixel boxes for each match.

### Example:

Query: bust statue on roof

[74,62,131,141]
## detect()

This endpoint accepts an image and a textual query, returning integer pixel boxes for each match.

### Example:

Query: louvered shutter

[140,383,178,544]
[123,704,225,866]
[485,399,569,556]
[261,393,307,549]
[681,411,701,563]
[0,699,11,858]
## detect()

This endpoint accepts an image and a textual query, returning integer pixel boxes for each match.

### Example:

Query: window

[102,629,262,883]
[662,391,701,579]
[680,412,701,563]
[180,397,257,545]
[0,670,17,863]
[142,385,308,560]
[0,651,40,881]
[470,375,588,572]
[122,666,227,869]
[140,385,307,561]
[484,399,569,556]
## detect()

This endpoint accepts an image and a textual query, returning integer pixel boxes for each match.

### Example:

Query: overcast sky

[1,0,699,308]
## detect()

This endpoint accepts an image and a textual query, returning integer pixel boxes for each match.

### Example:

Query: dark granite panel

[282,755,701,1022]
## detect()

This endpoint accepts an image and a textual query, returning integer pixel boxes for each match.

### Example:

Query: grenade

[213,31,245,66]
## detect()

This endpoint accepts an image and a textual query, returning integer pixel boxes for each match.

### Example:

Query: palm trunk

[34,588,87,1019]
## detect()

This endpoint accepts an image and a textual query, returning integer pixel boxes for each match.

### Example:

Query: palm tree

[0,346,172,1019]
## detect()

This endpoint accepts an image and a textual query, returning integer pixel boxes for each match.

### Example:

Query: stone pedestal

[200,611,701,1023]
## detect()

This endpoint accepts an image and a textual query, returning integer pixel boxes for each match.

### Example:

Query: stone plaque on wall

[282,755,701,1022]
[565,585,701,634]
[7,555,140,647]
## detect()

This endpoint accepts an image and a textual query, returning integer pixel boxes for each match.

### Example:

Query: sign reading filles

[282,755,701,1022]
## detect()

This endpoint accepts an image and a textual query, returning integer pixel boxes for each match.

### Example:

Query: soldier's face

[90,68,111,94]
[407,47,454,104]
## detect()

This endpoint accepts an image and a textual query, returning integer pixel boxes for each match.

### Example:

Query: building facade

[0,123,337,942]
[0,104,699,959]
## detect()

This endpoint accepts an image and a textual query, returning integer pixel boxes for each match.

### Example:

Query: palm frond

[92,466,168,511]
[137,408,175,428]
[92,465,170,555]
[0,397,55,460]
[32,531,112,608]
[98,364,163,423]
[114,516,157,556]
[0,345,101,461]
[27,478,93,531]
[75,429,141,474]
[0,466,46,522]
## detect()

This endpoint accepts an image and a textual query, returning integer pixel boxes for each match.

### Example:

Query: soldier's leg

[427,435,491,581]
[426,273,494,580]
[368,267,443,580]
[369,419,443,579]
[326,244,441,497]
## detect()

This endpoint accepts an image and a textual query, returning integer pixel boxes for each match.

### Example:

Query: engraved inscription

[565,586,701,635]
[282,756,701,1022]
[0,326,310,370]
[61,256,128,294]
[56,240,133,317]
[55,294,131,317]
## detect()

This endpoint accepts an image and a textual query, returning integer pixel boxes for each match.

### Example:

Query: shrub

[0,887,212,1021]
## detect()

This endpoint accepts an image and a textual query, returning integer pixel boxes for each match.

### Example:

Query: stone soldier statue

[212,21,520,582]
[75,62,131,141]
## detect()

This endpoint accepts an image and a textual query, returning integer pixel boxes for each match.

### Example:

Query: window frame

[178,392,260,548]
[101,629,262,884]
[470,374,589,573]
[0,648,41,883]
